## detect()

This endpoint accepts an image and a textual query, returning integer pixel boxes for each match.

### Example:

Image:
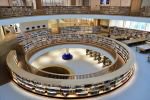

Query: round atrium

[0,0,150,100]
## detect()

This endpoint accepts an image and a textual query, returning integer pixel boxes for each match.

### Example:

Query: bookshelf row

[110,27,150,40]
[11,67,133,98]
[17,32,129,64]
[0,6,33,18]
[60,26,101,34]
[0,6,150,18]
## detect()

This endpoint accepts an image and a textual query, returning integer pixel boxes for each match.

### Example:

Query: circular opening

[37,66,70,75]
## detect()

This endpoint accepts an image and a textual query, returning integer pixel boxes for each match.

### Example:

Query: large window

[124,21,130,28]
[42,0,65,6]
[129,21,146,31]
[109,20,124,27]
[100,0,109,4]
[109,20,150,32]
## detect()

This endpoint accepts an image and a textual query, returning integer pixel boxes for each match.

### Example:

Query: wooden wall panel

[131,0,142,15]
[35,0,42,9]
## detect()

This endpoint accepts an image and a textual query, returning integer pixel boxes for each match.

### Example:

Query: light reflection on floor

[31,48,104,74]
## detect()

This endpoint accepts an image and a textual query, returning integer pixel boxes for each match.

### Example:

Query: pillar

[32,0,42,9]
[0,26,5,41]
[71,0,76,5]
[90,0,100,11]
[130,0,142,15]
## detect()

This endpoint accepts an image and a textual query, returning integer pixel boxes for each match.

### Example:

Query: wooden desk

[136,44,150,52]
[122,38,147,46]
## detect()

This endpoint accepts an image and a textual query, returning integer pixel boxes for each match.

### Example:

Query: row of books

[110,27,150,40]
[12,68,133,97]
[44,6,89,14]
[0,6,149,18]
[17,29,50,43]
[18,32,129,64]
[0,6,33,17]
[100,6,130,15]
[60,26,101,34]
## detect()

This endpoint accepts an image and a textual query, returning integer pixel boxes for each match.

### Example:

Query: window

[129,21,146,31]
[109,20,124,27]
[146,23,150,32]
[124,21,130,28]
[100,0,109,4]
[110,20,150,32]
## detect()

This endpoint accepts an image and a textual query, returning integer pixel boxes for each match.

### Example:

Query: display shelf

[100,6,130,15]
[110,27,150,42]
[0,6,33,18]
[60,26,101,34]
[11,67,133,98]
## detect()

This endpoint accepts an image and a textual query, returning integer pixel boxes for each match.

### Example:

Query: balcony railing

[99,6,130,15]
[140,6,150,17]
[0,6,149,19]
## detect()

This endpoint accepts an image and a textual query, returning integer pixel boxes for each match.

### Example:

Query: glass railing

[0,6,149,19]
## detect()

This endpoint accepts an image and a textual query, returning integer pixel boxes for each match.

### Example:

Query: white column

[0,26,5,40]
[32,0,37,9]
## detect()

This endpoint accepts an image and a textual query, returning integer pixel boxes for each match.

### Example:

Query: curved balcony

[0,6,150,19]
[6,33,135,98]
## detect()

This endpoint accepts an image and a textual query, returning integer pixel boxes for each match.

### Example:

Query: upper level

[0,0,150,19]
